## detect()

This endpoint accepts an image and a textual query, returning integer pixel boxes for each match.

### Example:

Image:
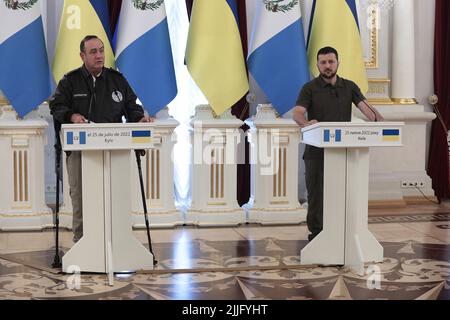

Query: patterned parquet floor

[0,203,449,301]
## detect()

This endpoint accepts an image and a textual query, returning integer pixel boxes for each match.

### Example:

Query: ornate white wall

[248,0,438,206]
[0,105,52,230]
[0,0,440,230]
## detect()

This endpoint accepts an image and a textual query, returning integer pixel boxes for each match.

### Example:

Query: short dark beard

[320,71,337,80]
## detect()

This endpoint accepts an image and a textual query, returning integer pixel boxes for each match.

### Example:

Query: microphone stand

[121,102,157,266]
[52,120,62,268]
[352,86,380,122]
[134,149,158,266]
[360,99,379,122]
[87,80,95,123]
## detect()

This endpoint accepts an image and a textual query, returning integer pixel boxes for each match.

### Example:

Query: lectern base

[300,230,383,275]
[62,236,154,273]
[62,149,154,273]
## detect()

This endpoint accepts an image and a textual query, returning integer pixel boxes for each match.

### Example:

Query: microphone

[86,76,96,123]
[363,100,378,122]
[353,88,379,122]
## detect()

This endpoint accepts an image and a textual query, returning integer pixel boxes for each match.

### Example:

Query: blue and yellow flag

[307,0,368,93]
[52,0,114,83]
[185,0,249,115]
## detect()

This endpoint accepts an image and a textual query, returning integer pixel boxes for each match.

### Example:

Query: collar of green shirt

[318,75,344,88]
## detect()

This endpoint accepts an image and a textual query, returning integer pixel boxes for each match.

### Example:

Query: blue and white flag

[66,131,86,145]
[0,0,52,117]
[115,1,177,113]
[247,0,310,115]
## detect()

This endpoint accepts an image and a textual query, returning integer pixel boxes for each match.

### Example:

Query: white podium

[61,123,155,274]
[300,122,404,275]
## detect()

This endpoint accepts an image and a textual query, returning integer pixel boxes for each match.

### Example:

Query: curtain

[427,0,450,200]
[108,0,122,35]
[230,1,250,206]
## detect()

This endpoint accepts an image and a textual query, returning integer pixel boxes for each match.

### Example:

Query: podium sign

[62,123,152,151]
[300,122,404,275]
[60,123,154,275]
[302,122,402,148]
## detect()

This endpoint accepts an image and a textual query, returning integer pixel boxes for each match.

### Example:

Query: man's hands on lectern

[306,120,318,127]
[136,116,154,156]
[71,113,87,123]
[139,116,155,123]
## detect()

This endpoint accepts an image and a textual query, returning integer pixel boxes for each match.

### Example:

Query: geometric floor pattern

[1,212,450,300]
[1,240,449,300]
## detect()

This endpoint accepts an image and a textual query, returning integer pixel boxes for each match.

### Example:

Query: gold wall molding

[391,98,418,105]
[0,212,51,217]
[0,97,10,106]
[367,78,393,104]
[270,200,289,205]
[131,209,180,216]
[368,79,391,84]
[367,99,394,105]
[206,202,227,206]
[365,1,379,69]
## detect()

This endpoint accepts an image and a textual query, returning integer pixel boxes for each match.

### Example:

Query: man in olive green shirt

[293,46,384,241]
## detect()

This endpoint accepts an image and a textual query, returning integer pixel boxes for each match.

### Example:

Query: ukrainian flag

[185,0,249,116]
[52,0,115,83]
[382,129,400,142]
[132,130,151,144]
[307,0,368,93]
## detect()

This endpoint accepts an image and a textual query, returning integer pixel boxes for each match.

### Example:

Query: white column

[246,105,306,224]
[0,108,52,230]
[187,105,245,226]
[391,0,417,104]
[131,108,181,228]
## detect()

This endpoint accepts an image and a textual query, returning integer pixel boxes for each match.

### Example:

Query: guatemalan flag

[0,0,52,118]
[115,1,177,113]
[247,0,310,116]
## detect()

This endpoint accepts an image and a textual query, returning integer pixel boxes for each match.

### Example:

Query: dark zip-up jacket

[49,65,145,124]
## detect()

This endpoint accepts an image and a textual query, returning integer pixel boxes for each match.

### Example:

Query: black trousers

[304,158,324,236]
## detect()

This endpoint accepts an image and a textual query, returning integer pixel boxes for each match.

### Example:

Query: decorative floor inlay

[368,213,450,224]
[1,238,449,300]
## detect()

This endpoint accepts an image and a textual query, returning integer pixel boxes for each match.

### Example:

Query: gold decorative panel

[210,147,224,199]
[146,149,160,200]
[13,149,29,204]
[364,1,379,69]
[272,147,287,198]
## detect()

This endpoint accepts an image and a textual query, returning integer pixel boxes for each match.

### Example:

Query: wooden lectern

[300,122,404,275]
